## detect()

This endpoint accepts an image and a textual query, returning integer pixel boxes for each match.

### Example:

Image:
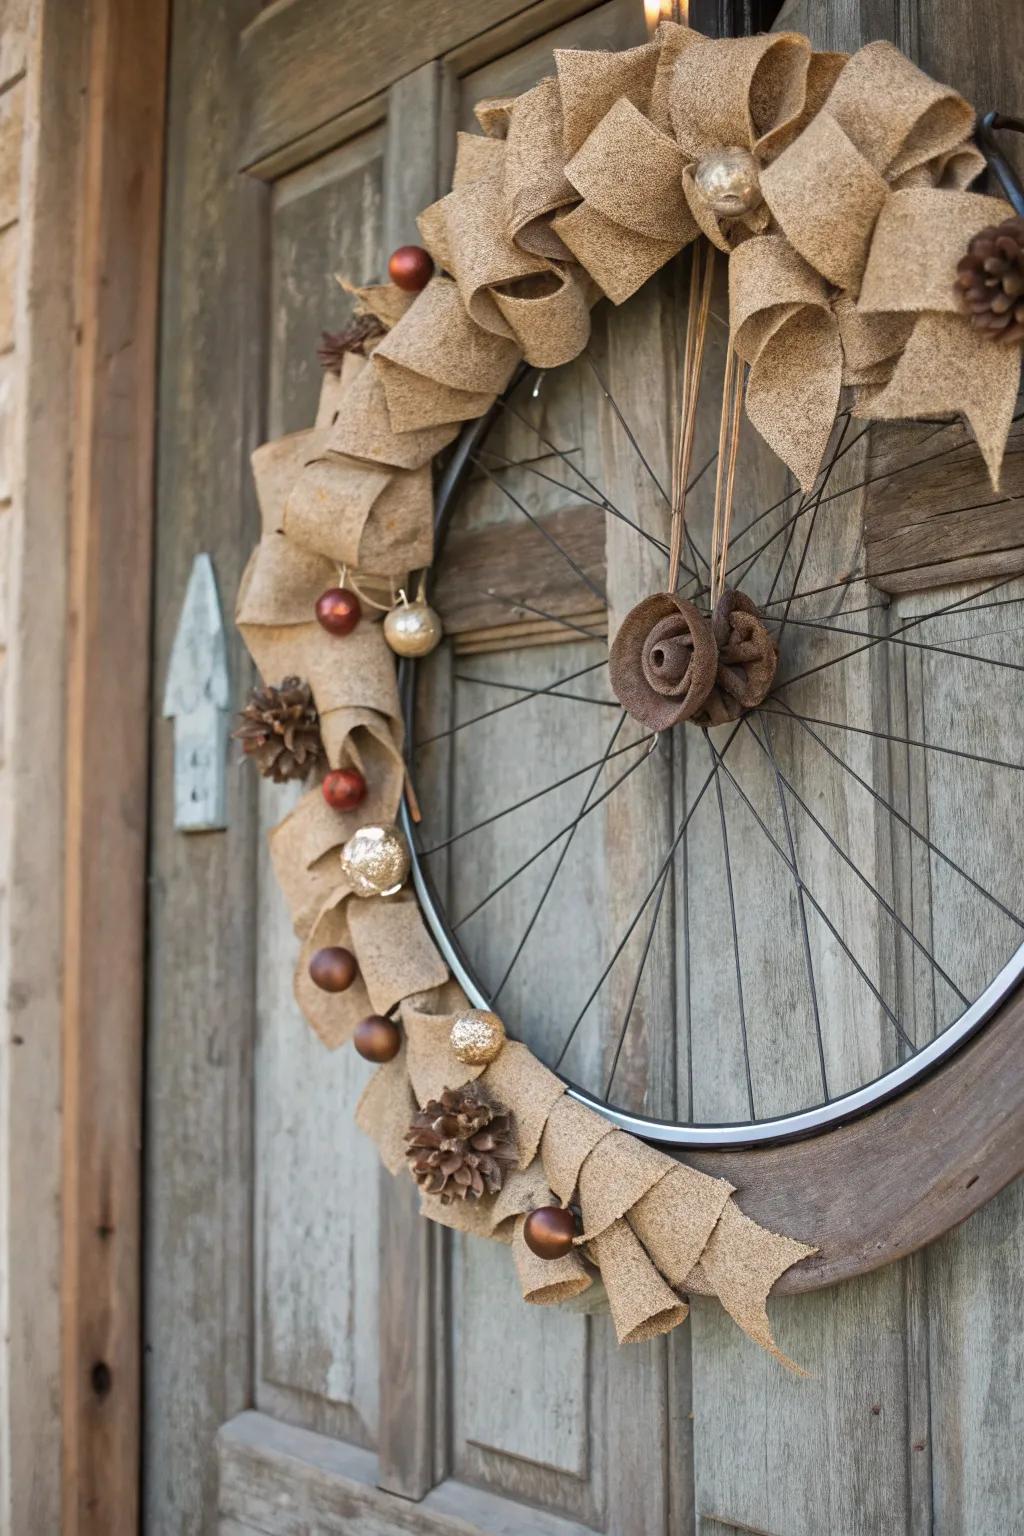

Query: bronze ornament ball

[693,146,763,217]
[449,1009,506,1066]
[354,1014,402,1062]
[308,945,358,993]
[523,1205,578,1260]
[388,243,434,292]
[383,598,443,658]
[315,586,361,636]
[322,766,367,812]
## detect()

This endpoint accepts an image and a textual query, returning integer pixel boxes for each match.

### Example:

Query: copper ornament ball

[315,586,361,636]
[354,1014,402,1063]
[523,1205,577,1260]
[693,146,762,217]
[308,945,358,993]
[388,243,434,293]
[322,766,367,812]
[383,598,443,658]
[449,1009,506,1066]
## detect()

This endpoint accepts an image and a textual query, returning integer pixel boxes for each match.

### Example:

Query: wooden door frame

[59,0,169,1530]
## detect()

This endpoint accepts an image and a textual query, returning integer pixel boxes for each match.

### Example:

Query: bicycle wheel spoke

[705,731,915,1054]
[757,717,828,1097]
[742,719,968,1006]
[603,859,673,1100]
[494,712,628,1003]
[770,698,1024,931]
[582,351,713,580]
[472,456,607,604]
[775,612,1024,677]
[760,704,1024,774]
[452,736,654,931]
[479,441,672,560]
[420,730,652,856]
[417,657,609,747]
[553,719,745,1070]
[705,733,755,1118]
[777,574,1016,694]
[476,588,605,641]
[454,672,617,707]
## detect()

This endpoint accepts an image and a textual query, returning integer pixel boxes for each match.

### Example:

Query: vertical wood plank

[684,7,926,1533]
[144,1,265,1532]
[2,2,84,1530]
[63,0,168,1529]
[892,5,1024,1532]
[253,127,385,1450]
[376,59,445,1502]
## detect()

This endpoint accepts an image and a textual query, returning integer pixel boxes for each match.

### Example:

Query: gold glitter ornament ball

[449,1009,506,1066]
[340,823,410,897]
[693,146,762,216]
[384,598,443,658]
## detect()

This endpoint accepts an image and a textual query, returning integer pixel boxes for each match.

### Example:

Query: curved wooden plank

[684,983,1024,1292]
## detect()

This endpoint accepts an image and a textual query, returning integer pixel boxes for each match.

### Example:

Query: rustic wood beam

[62,0,169,1528]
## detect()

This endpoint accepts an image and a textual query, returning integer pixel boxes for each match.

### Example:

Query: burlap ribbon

[609,588,777,730]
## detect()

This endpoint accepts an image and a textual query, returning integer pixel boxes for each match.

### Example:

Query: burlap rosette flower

[609,589,777,731]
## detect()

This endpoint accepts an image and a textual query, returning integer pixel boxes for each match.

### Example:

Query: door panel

[149,2,1024,1534]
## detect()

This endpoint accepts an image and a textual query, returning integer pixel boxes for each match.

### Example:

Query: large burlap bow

[725,41,992,488]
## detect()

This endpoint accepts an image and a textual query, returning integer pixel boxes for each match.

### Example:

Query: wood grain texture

[864,417,1024,594]
[684,978,1024,1289]
[218,1410,599,1535]
[144,2,264,1533]
[2,3,83,1531]
[432,502,607,636]
[255,110,385,1451]
[63,0,168,1529]
[241,0,547,171]
[376,62,442,1502]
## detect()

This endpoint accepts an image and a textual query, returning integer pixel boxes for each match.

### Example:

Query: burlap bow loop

[416,161,593,369]
[760,41,978,296]
[665,31,845,254]
[853,187,1022,488]
[729,234,843,490]
[236,537,403,734]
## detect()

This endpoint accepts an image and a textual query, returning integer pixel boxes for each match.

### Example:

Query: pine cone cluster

[406,1084,517,1204]
[233,677,324,783]
[954,215,1024,344]
[317,314,386,370]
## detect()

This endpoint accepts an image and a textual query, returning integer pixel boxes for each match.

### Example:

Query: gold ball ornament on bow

[340,823,410,897]
[693,147,763,217]
[449,1009,506,1066]
[383,591,443,658]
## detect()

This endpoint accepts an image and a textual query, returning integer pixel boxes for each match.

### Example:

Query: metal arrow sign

[162,552,231,832]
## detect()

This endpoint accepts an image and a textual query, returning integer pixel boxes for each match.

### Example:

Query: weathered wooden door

[146,1,1024,1534]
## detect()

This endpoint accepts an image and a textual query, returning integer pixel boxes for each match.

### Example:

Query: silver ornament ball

[384,598,443,658]
[449,1009,506,1066]
[340,822,410,898]
[693,146,763,217]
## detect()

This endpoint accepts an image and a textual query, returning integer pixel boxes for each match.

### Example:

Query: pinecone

[954,215,1024,344]
[317,314,386,370]
[405,1084,517,1204]
[233,677,324,783]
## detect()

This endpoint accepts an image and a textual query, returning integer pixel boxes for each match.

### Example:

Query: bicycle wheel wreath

[236,22,1023,1369]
